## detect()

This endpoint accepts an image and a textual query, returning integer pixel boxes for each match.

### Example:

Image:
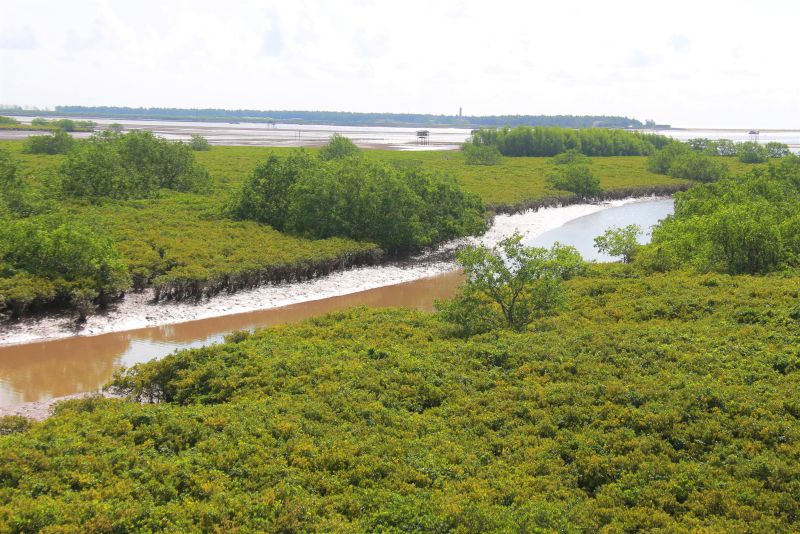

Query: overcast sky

[1,0,798,128]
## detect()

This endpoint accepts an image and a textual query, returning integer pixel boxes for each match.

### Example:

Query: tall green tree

[594,225,642,263]
[438,233,583,333]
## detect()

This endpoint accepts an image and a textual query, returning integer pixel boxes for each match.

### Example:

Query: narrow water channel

[0,198,674,406]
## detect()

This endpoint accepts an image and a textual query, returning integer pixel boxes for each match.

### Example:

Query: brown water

[0,271,462,405]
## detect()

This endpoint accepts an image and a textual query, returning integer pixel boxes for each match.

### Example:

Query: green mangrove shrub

[667,152,729,182]
[547,164,602,198]
[552,148,591,165]
[318,133,360,161]
[188,133,211,151]
[22,129,75,155]
[0,216,130,316]
[639,155,800,274]
[437,233,583,334]
[469,126,672,157]
[594,225,642,263]
[230,148,486,254]
[61,130,211,199]
[737,141,769,163]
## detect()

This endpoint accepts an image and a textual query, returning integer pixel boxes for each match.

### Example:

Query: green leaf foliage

[230,150,487,254]
[0,141,695,317]
[21,130,75,155]
[317,133,361,161]
[61,130,211,199]
[0,215,130,316]
[470,126,673,157]
[547,163,602,198]
[438,234,583,333]
[639,155,800,274]
[667,151,729,182]
[188,133,211,151]
[552,148,591,165]
[646,143,692,174]
[737,141,769,163]
[594,224,642,263]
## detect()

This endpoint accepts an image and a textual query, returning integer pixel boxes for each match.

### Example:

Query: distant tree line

[686,138,791,163]
[0,116,95,132]
[646,138,793,183]
[469,126,673,157]
[0,106,649,129]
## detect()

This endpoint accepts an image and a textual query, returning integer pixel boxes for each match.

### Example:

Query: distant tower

[459,107,462,118]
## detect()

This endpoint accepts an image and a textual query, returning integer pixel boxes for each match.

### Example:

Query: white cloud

[0,0,798,128]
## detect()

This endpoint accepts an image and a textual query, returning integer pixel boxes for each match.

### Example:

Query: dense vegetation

[0,106,646,128]
[645,136,793,183]
[469,126,673,157]
[188,134,211,151]
[1,132,798,530]
[1,266,798,531]
[639,155,800,274]
[594,225,642,263]
[0,139,381,317]
[229,142,487,254]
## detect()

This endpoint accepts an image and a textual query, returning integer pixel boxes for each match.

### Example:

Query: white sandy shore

[0,200,640,347]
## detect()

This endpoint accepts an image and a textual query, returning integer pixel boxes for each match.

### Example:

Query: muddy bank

[486,184,691,215]
[0,201,623,347]
[0,392,120,421]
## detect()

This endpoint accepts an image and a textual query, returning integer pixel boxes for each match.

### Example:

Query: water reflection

[527,198,674,261]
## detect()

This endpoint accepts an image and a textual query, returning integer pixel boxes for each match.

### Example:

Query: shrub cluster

[61,130,211,199]
[552,148,591,165]
[230,140,487,254]
[188,133,211,151]
[470,126,673,157]
[639,155,800,274]
[736,141,769,163]
[686,138,791,162]
[317,133,360,160]
[437,233,584,335]
[647,144,729,182]
[546,163,602,197]
[21,129,75,155]
[0,215,130,318]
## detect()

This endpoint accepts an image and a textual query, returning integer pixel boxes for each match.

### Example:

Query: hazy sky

[1,0,798,128]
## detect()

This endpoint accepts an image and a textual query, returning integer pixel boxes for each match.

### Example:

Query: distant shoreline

[0,108,643,129]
